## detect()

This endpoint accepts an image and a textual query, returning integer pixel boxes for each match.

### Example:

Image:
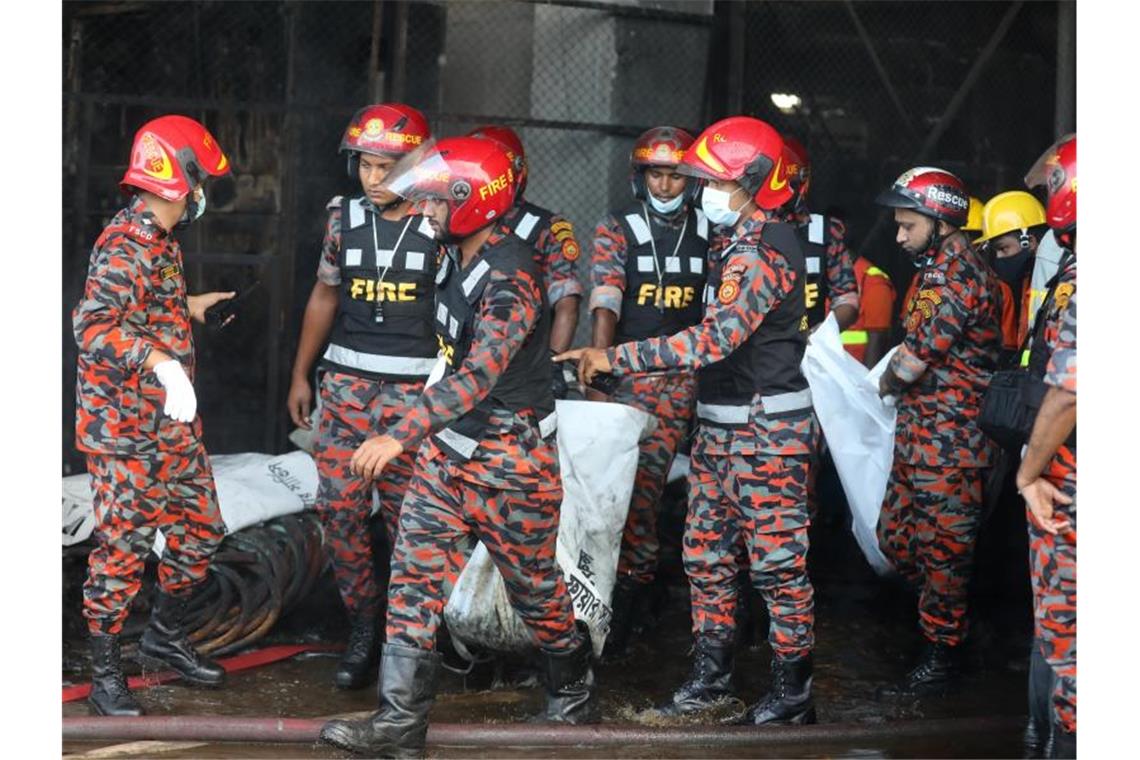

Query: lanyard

[640,202,688,312]
[370,214,414,323]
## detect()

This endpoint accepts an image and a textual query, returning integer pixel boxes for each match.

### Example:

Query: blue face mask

[648,192,685,215]
[701,186,744,226]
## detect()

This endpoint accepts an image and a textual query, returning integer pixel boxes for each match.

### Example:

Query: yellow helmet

[976,190,1047,243]
[962,196,984,233]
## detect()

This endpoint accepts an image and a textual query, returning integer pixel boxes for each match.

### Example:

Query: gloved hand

[154,360,197,422]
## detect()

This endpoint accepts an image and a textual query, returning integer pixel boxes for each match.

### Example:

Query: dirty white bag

[801,314,896,575]
[62,451,319,554]
[443,399,654,657]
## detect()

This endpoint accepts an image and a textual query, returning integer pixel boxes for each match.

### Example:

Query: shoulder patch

[1054,282,1074,311]
[917,288,942,305]
[717,280,741,305]
[722,262,748,283]
[561,239,580,261]
[326,195,343,210]
[550,219,575,243]
[160,264,181,281]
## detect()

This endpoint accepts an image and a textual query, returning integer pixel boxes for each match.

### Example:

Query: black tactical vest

[1025,254,1077,449]
[322,196,441,381]
[613,202,710,343]
[696,222,811,421]
[796,213,831,328]
[431,236,555,461]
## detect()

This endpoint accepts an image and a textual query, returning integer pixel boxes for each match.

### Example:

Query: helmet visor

[379,138,453,202]
[1025,133,1075,191]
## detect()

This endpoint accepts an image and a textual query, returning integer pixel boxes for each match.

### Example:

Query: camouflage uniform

[500,201,585,308]
[310,199,435,619]
[608,210,818,656]
[1027,258,1077,735]
[73,196,226,636]
[877,230,1003,646]
[589,209,702,584]
[383,231,581,654]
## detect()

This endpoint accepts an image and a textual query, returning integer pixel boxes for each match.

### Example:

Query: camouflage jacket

[785,208,859,314]
[890,230,1003,468]
[499,201,584,306]
[389,229,557,490]
[73,195,202,456]
[1040,256,1076,489]
[608,210,815,457]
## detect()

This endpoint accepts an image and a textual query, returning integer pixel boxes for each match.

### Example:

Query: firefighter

[1015,134,1077,759]
[467,125,584,397]
[586,125,705,659]
[779,137,859,332]
[73,115,235,715]
[559,116,820,726]
[874,167,1004,696]
[319,136,595,758]
[842,254,897,368]
[285,103,437,689]
[975,190,1048,364]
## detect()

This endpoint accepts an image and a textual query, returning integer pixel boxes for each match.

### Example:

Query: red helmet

[340,103,430,159]
[678,116,791,210]
[781,135,812,208]
[1025,134,1076,233]
[629,126,695,201]
[120,115,230,201]
[467,125,528,197]
[875,166,970,227]
[382,137,517,239]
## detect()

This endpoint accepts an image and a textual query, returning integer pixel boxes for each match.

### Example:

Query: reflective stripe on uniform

[323,344,438,376]
[696,389,813,424]
[865,265,890,278]
[1020,348,1031,368]
[435,411,558,461]
[840,330,869,345]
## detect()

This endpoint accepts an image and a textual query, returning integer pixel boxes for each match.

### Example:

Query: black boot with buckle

[656,636,735,716]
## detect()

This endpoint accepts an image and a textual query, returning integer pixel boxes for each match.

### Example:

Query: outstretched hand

[553,347,613,387]
[188,291,237,325]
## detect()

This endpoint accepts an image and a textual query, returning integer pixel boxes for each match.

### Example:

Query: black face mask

[992,249,1032,284]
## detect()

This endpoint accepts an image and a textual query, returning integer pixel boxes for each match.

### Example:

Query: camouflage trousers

[83,446,225,636]
[610,370,695,584]
[1028,462,1076,735]
[877,462,985,646]
[385,448,581,653]
[313,370,422,619]
[684,449,815,658]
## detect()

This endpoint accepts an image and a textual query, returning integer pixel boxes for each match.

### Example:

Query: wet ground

[63,468,1036,758]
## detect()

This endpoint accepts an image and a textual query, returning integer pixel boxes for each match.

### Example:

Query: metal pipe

[1054,0,1076,137]
[843,0,918,144]
[64,715,1022,746]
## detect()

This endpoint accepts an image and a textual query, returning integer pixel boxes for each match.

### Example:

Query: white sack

[62,451,319,554]
[443,399,654,657]
[801,313,897,575]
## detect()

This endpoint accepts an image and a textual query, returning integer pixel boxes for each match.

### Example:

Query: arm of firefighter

[387,268,542,450]
[587,215,628,328]
[609,244,793,375]
[72,241,157,370]
[885,259,972,389]
[826,217,859,329]
[1016,290,1077,493]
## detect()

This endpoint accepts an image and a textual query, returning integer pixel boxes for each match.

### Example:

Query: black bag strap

[1021,249,1075,356]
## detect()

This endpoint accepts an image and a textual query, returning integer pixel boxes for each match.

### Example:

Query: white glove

[153,360,197,423]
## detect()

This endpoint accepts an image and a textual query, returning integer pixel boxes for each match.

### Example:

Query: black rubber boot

[741,653,816,725]
[319,643,442,758]
[1024,638,1056,758]
[334,613,381,689]
[1051,727,1075,759]
[534,624,598,724]
[601,577,642,662]
[877,639,959,698]
[88,633,144,717]
[656,637,735,716]
[138,589,225,687]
